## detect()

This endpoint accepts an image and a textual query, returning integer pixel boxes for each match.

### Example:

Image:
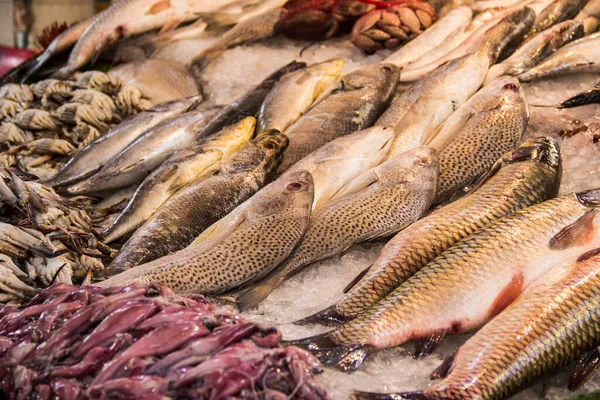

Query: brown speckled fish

[236,146,439,311]
[98,170,314,295]
[302,137,562,325]
[289,185,600,371]
[103,130,288,276]
[352,248,600,400]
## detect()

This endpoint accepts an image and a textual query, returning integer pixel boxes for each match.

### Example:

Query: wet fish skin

[432,76,529,203]
[561,85,600,108]
[103,130,289,275]
[318,137,561,323]
[257,58,344,133]
[355,250,600,400]
[198,61,306,139]
[99,169,314,295]
[45,95,202,188]
[235,146,439,311]
[576,0,600,35]
[63,106,221,195]
[528,0,588,38]
[101,116,255,244]
[519,31,600,81]
[276,63,399,175]
[384,6,473,69]
[485,20,584,84]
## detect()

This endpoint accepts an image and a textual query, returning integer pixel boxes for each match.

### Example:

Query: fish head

[342,64,400,95]
[577,188,600,208]
[505,137,561,170]
[378,146,439,191]
[480,76,529,117]
[221,130,288,175]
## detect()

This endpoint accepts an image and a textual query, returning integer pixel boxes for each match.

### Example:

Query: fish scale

[308,137,561,323]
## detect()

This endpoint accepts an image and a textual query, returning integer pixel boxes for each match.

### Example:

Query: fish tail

[293,305,348,326]
[235,280,275,311]
[351,390,428,400]
[560,89,600,109]
[19,52,51,84]
[283,333,369,371]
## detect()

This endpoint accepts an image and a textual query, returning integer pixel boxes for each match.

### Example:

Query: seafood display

[2,0,600,399]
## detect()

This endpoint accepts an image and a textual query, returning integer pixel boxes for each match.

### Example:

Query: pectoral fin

[550,210,598,250]
[146,0,171,15]
[487,273,524,317]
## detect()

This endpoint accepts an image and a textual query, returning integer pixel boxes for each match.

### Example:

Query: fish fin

[577,247,600,263]
[146,0,171,15]
[294,305,348,326]
[159,18,182,35]
[157,164,179,183]
[487,273,524,318]
[425,109,475,150]
[343,265,372,293]
[464,156,505,194]
[334,169,379,201]
[351,390,427,400]
[283,333,370,371]
[430,351,456,380]
[189,205,248,250]
[549,210,598,250]
[235,279,275,311]
[569,347,600,391]
[413,329,447,359]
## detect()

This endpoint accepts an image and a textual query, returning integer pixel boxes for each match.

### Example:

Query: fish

[519,32,600,81]
[276,63,399,175]
[289,186,600,371]
[54,0,248,77]
[198,61,306,138]
[471,0,526,12]
[377,51,490,159]
[576,0,600,35]
[560,81,600,108]
[98,169,314,295]
[527,0,588,38]
[45,95,202,188]
[257,59,343,133]
[283,126,394,211]
[304,137,561,324]
[102,130,288,275]
[485,20,584,84]
[431,76,529,203]
[101,116,255,244]
[384,6,473,69]
[235,147,439,311]
[353,248,600,400]
[63,106,221,195]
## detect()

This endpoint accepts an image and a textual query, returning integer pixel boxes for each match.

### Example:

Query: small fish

[560,81,600,108]
[257,59,343,133]
[575,0,600,35]
[431,76,529,203]
[236,147,439,311]
[64,106,221,194]
[101,116,255,244]
[45,95,202,188]
[519,31,600,81]
[527,0,588,38]
[276,63,399,174]
[378,51,490,159]
[290,185,600,371]
[305,137,561,324]
[353,249,600,400]
[384,6,473,69]
[198,61,306,138]
[98,169,313,295]
[485,20,584,84]
[103,130,288,275]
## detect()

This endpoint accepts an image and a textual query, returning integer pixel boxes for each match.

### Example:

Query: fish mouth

[506,137,560,168]
[577,188,600,207]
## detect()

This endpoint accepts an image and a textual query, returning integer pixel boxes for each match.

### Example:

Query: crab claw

[0,223,56,259]
[0,264,38,300]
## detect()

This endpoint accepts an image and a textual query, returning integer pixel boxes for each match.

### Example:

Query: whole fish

[236,147,439,311]
[276,64,399,174]
[198,61,306,138]
[528,0,588,38]
[257,59,343,133]
[377,51,490,159]
[63,107,221,195]
[45,95,202,188]
[485,20,584,84]
[304,137,561,324]
[560,81,600,108]
[103,130,288,275]
[384,6,473,69]
[54,0,248,76]
[290,186,600,371]
[101,117,255,244]
[283,126,394,211]
[519,32,600,81]
[98,169,314,295]
[431,76,529,203]
[576,0,600,35]
[353,249,600,400]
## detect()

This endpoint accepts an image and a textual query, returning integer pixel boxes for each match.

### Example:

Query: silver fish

[528,0,588,37]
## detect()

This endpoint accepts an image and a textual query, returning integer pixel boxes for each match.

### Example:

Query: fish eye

[415,156,433,166]
[287,182,303,191]
[503,83,519,91]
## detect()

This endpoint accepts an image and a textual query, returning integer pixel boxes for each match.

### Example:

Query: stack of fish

[0,0,600,398]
